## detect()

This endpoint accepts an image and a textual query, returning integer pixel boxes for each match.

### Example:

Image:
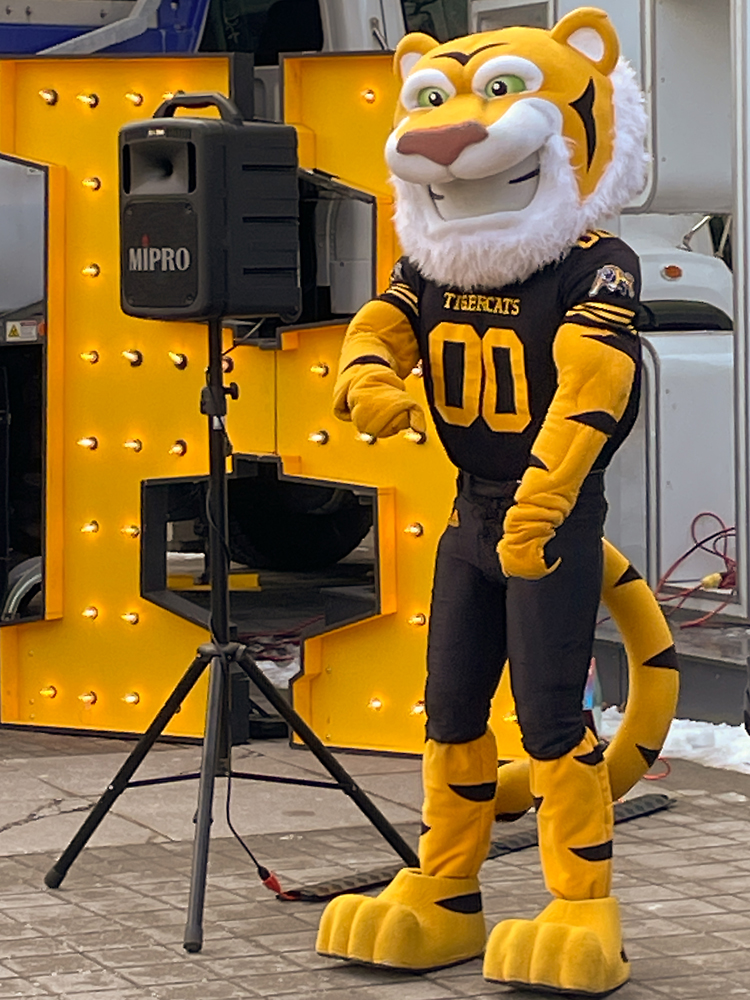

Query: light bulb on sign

[310,363,329,377]
[357,432,376,445]
[411,701,426,716]
[169,352,188,369]
[82,606,99,619]
[308,430,329,445]
[404,523,424,537]
[81,521,99,534]
[77,93,99,108]
[82,177,101,191]
[408,613,427,627]
[122,349,143,367]
[123,692,141,705]
[169,440,187,456]
[121,525,140,538]
[368,697,383,711]
[121,612,140,625]
[125,92,144,106]
[80,350,99,363]
[404,428,427,445]
[39,685,57,699]
[123,439,143,452]
[78,691,97,705]
[77,436,98,450]
[82,263,100,277]
[39,88,58,105]
[362,89,377,104]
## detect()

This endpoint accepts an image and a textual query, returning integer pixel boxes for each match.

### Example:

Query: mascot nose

[396,121,488,166]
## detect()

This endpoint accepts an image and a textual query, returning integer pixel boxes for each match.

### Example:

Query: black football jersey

[378,231,642,482]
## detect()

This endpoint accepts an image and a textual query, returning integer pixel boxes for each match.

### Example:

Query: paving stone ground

[1,726,750,999]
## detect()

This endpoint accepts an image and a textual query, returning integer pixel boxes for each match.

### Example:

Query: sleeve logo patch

[589,265,635,298]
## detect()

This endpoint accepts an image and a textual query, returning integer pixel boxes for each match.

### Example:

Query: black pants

[425,472,607,760]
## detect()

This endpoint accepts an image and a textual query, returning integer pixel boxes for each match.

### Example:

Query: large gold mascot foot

[483,896,629,996]
[316,867,486,971]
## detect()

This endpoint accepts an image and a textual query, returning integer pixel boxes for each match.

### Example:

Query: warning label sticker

[5,320,38,342]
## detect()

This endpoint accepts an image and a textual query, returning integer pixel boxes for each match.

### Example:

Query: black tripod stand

[44,316,419,953]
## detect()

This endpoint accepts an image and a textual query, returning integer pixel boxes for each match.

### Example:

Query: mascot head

[387,7,649,290]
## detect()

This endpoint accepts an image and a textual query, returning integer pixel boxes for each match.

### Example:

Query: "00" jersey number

[428,322,531,433]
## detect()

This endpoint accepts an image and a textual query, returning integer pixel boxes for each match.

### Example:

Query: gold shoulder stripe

[391,282,418,304]
[386,288,419,315]
[581,301,635,318]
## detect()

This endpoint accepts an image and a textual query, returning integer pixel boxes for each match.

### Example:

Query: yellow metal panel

[0,56,274,735]
[284,53,400,196]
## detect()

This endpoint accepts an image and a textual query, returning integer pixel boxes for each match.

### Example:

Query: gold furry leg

[484,730,629,996]
[316,729,496,970]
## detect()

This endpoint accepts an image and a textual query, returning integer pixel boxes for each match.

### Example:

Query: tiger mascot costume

[317,8,678,996]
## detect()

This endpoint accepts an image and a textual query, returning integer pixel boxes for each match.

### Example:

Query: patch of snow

[600,707,750,775]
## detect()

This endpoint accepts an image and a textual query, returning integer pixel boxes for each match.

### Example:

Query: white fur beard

[390,59,649,292]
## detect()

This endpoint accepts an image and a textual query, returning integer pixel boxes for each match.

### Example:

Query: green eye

[417,87,450,108]
[485,74,526,98]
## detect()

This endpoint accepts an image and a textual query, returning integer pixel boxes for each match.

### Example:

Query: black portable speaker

[120,92,301,322]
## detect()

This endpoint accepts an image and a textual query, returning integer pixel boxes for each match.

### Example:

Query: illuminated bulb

[122,691,140,705]
[81,520,99,534]
[82,263,100,277]
[310,363,329,376]
[358,432,376,445]
[411,360,424,378]
[77,436,98,450]
[408,613,427,627]
[162,91,175,101]
[39,685,57,699]
[121,612,140,624]
[122,349,143,366]
[308,430,329,445]
[125,92,144,106]
[78,691,97,705]
[362,88,377,104]
[80,350,99,363]
[404,522,424,537]
[77,93,99,108]
[82,177,101,191]
[169,439,187,456]
[169,351,188,369]
[222,356,235,374]
[411,700,426,716]
[82,606,99,619]
[123,438,143,452]
[368,697,383,711]
[121,525,140,538]
[39,88,58,105]
[404,428,427,444]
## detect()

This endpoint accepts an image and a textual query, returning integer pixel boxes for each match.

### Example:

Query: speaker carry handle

[152,92,245,126]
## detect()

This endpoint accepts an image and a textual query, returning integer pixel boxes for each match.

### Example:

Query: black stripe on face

[448,781,497,802]
[567,410,618,436]
[570,77,597,169]
[435,891,483,914]
[570,840,613,862]
[433,42,507,67]
[643,645,680,670]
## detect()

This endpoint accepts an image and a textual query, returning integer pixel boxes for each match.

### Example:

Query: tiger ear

[550,7,619,76]
[393,32,440,80]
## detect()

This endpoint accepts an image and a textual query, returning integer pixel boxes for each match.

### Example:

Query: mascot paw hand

[350,386,425,439]
[497,536,560,580]
[316,868,486,971]
[483,898,630,997]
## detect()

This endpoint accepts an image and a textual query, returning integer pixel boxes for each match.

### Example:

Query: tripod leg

[236,651,419,868]
[183,654,226,953]
[44,653,210,890]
